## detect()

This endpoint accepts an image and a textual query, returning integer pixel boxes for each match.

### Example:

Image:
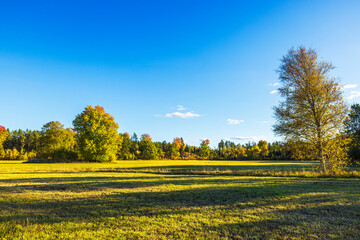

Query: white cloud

[270,90,278,94]
[165,111,201,118]
[343,84,357,89]
[348,91,360,100]
[177,105,186,111]
[226,119,244,125]
[157,105,200,119]
[270,82,280,87]
[230,136,266,141]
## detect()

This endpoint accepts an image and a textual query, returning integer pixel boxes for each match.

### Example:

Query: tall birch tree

[273,47,348,172]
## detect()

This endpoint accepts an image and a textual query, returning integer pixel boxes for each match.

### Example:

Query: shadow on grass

[1,175,359,224]
[206,203,360,239]
[0,175,291,192]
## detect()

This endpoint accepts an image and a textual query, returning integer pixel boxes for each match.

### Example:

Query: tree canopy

[73,105,119,162]
[39,121,76,159]
[139,134,160,160]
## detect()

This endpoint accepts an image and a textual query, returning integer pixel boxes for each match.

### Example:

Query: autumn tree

[258,140,269,159]
[0,125,8,157]
[274,47,348,172]
[0,125,8,145]
[170,137,185,159]
[246,143,260,159]
[284,139,316,160]
[73,105,119,162]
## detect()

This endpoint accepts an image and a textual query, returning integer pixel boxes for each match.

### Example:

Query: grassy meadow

[1,160,360,239]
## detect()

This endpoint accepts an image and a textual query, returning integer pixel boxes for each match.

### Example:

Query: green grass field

[1,160,359,239]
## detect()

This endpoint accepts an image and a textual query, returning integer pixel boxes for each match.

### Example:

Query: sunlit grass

[0,160,359,239]
[0,159,315,173]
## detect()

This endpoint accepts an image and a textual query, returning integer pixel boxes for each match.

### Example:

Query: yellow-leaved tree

[273,47,348,173]
[0,125,8,158]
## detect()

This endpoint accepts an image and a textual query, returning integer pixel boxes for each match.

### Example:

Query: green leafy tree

[73,105,119,162]
[131,133,140,159]
[345,103,360,164]
[268,142,286,160]
[218,140,225,158]
[154,142,164,159]
[199,139,210,158]
[39,121,76,159]
[25,130,41,152]
[17,130,26,151]
[118,133,136,160]
[139,134,159,160]
[4,129,26,152]
[274,47,348,172]
[166,144,179,159]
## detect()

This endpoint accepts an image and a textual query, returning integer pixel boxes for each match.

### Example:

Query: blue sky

[1,0,360,147]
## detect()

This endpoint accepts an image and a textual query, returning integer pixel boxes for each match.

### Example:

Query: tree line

[0,103,359,163]
[0,115,287,161]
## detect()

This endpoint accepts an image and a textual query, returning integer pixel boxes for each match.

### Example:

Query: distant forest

[1,104,360,163]
[0,124,284,161]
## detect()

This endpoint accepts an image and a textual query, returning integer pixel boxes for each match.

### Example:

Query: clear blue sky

[1,0,360,147]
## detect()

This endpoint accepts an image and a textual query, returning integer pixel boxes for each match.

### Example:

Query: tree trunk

[319,141,327,173]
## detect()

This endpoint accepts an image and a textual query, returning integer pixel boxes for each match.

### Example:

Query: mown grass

[1,160,315,173]
[0,160,359,239]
